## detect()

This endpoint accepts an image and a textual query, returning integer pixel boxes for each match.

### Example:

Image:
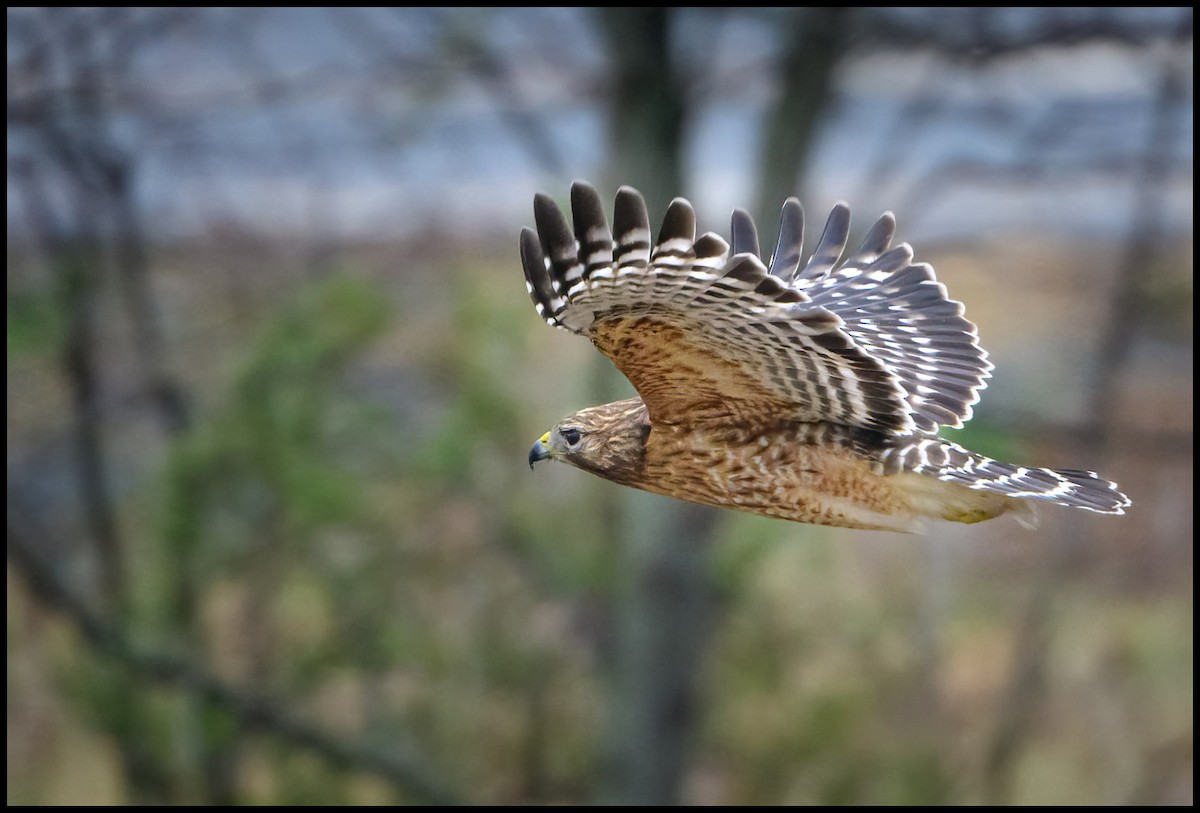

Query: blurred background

[6,7,1193,805]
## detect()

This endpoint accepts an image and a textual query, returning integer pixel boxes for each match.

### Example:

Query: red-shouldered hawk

[522,182,1130,531]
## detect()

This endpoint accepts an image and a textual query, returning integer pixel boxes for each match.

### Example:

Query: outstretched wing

[519,182,915,433]
[784,203,992,431]
[521,182,992,435]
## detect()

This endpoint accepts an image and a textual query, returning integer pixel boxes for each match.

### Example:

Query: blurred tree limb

[10,12,198,799]
[592,8,869,803]
[597,8,716,806]
[10,158,125,614]
[754,8,851,222]
[436,9,569,177]
[330,8,572,177]
[859,7,1191,58]
[1087,9,1192,441]
[9,8,192,438]
[600,7,686,214]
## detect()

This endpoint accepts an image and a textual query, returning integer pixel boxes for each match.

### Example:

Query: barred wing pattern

[520,183,915,433]
[761,197,991,431]
[519,181,990,434]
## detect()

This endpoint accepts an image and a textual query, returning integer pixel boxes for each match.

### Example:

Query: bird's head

[528,398,650,483]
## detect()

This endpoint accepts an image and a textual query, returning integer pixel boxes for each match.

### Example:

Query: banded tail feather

[881,436,1131,515]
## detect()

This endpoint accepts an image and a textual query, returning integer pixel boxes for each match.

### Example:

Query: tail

[883,437,1131,515]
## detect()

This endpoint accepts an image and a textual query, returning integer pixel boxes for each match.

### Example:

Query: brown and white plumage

[522,181,1130,531]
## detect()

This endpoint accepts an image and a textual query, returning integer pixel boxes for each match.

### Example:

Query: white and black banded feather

[766,198,804,282]
[521,182,989,434]
[768,202,993,432]
[878,435,1131,515]
[521,181,917,434]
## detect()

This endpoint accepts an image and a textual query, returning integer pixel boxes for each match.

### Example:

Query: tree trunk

[598,8,720,805]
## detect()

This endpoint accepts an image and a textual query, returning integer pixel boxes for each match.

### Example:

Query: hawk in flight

[521,182,1130,531]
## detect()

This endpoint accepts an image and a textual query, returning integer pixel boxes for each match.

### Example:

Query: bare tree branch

[11,157,126,611]
[754,8,852,222]
[858,8,1192,60]
[595,10,721,806]
[1087,13,1192,441]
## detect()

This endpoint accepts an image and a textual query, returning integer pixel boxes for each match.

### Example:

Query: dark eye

[561,427,582,447]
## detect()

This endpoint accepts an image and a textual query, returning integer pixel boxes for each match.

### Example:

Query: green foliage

[710,513,794,599]
[130,262,615,803]
[1138,247,1193,340]
[940,417,1025,464]
[113,272,398,801]
[410,268,523,484]
[273,750,354,807]
[704,531,959,805]
[7,287,65,357]
[159,273,389,572]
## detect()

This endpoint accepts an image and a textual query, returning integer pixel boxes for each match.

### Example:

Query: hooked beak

[528,432,552,469]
